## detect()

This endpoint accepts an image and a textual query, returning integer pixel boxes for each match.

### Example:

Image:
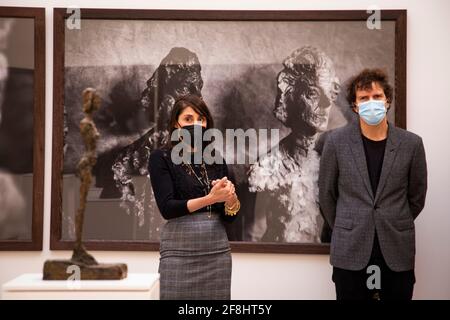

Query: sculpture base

[43,260,127,280]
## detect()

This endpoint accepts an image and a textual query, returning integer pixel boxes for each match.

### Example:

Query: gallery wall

[0,0,449,299]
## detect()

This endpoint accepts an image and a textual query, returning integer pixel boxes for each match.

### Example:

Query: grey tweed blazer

[319,122,427,272]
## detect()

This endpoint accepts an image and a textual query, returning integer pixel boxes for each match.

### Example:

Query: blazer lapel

[374,123,401,203]
[349,122,374,200]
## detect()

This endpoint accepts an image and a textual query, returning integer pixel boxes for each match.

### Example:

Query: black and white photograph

[0,7,44,250]
[52,9,405,252]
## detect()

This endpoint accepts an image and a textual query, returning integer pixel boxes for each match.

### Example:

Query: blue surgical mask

[357,100,386,126]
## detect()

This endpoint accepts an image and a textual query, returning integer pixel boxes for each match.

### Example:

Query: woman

[148,94,240,300]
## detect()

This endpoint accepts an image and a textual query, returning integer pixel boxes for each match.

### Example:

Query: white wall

[1,0,449,299]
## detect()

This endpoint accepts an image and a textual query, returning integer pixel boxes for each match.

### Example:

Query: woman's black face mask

[178,124,207,151]
[175,124,216,164]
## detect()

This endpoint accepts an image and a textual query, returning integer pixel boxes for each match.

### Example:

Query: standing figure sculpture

[43,88,127,280]
[71,88,100,265]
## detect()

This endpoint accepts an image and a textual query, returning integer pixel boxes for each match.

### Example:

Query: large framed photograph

[51,9,406,253]
[0,7,45,250]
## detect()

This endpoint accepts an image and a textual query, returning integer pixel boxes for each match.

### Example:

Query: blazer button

[374,205,379,210]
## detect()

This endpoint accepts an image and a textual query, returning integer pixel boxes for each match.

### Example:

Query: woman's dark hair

[346,68,393,107]
[167,94,214,148]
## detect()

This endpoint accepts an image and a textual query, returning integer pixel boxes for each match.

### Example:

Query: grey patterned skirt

[159,211,232,300]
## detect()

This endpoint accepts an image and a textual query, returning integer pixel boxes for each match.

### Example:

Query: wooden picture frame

[0,7,45,250]
[51,8,406,253]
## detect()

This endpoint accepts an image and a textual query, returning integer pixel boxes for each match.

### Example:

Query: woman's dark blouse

[148,148,237,223]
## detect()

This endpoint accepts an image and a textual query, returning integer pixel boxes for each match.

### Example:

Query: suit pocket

[395,218,414,231]
[334,217,353,230]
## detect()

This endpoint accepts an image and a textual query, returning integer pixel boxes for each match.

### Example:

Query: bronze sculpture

[43,88,127,280]
[72,87,100,265]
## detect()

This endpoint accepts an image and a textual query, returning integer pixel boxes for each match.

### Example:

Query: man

[319,69,427,300]
[247,46,340,242]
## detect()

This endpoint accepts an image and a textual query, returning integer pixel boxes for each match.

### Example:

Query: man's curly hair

[346,68,393,108]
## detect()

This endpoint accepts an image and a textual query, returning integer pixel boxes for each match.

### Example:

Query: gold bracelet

[225,200,240,216]
[225,199,239,210]
[225,207,238,216]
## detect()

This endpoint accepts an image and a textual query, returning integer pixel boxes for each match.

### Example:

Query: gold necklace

[186,163,212,218]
